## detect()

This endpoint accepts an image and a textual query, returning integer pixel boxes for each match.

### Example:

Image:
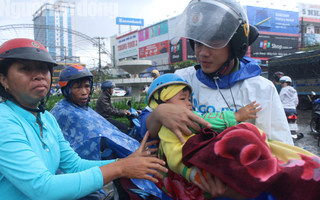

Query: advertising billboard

[139,40,169,58]
[304,33,320,46]
[246,6,299,34]
[138,21,168,42]
[170,39,183,63]
[117,32,138,60]
[52,65,65,85]
[251,34,299,58]
[116,17,144,26]
[186,39,197,61]
[298,3,320,19]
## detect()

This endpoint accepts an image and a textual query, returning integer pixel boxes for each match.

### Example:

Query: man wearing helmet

[273,71,284,94]
[151,69,160,80]
[95,80,131,134]
[140,0,293,198]
[146,74,320,200]
[0,38,167,200]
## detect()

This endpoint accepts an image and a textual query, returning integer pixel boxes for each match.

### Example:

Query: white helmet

[279,76,292,83]
[171,0,253,59]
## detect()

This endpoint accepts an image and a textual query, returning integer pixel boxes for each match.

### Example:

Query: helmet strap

[201,49,235,79]
[149,86,167,105]
[62,79,93,108]
[37,76,53,113]
[5,77,53,113]
[106,88,112,95]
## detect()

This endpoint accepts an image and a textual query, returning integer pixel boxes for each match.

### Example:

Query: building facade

[110,3,320,76]
[110,16,197,77]
[33,1,76,63]
[298,3,320,48]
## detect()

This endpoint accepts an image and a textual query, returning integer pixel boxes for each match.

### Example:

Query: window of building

[315,26,320,34]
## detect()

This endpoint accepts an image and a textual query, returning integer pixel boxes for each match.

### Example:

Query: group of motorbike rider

[1,0,320,200]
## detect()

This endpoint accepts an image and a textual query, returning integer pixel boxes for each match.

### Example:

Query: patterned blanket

[156,123,320,200]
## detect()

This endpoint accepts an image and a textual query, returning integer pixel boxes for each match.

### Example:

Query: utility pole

[64,46,67,67]
[300,17,305,49]
[93,37,107,86]
[45,45,67,66]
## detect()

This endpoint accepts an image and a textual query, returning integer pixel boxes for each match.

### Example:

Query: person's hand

[128,131,159,158]
[234,101,262,122]
[192,170,246,200]
[100,131,167,185]
[151,104,211,143]
[117,156,167,184]
[124,110,131,116]
[101,156,167,185]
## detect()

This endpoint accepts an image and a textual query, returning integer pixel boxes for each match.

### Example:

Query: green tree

[300,44,320,52]
[170,60,198,70]
[90,68,113,87]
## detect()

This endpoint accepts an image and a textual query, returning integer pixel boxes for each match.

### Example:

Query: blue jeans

[284,108,297,115]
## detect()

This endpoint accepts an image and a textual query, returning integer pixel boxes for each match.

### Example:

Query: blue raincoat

[50,98,162,198]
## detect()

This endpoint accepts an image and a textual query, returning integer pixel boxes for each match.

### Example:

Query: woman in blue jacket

[0,38,167,200]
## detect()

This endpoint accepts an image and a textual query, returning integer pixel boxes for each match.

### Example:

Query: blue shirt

[0,100,114,200]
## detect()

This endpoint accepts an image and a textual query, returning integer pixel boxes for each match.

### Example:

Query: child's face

[166,89,192,111]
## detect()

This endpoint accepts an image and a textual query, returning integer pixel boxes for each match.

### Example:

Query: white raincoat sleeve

[175,67,294,145]
[252,78,293,145]
[279,86,299,109]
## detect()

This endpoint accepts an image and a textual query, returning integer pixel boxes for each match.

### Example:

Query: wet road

[293,109,320,156]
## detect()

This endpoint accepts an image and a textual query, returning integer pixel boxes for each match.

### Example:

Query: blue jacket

[0,100,112,200]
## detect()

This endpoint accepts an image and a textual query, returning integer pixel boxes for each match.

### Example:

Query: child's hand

[234,101,262,122]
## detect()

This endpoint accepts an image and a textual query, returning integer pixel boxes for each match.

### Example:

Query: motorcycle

[285,112,301,140]
[310,91,320,146]
[126,100,142,141]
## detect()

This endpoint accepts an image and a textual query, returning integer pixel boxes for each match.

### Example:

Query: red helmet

[0,38,57,67]
[0,38,57,113]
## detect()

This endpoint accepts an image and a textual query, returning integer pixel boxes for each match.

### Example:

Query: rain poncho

[175,56,293,145]
[279,86,299,110]
[50,99,162,198]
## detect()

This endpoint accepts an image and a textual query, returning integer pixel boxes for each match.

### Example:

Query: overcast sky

[1,0,319,39]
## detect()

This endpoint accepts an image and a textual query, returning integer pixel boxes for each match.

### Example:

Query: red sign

[139,40,169,58]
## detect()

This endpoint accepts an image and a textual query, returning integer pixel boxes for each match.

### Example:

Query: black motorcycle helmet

[273,71,284,83]
[0,38,57,113]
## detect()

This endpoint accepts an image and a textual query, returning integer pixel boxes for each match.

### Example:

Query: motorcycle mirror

[126,100,131,107]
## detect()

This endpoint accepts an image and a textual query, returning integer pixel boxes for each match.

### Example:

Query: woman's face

[71,80,91,106]
[0,60,51,108]
[281,82,288,88]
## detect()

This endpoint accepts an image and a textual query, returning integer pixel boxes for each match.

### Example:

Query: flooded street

[293,109,320,156]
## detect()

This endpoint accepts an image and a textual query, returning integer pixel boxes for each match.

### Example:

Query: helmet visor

[171,0,242,49]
